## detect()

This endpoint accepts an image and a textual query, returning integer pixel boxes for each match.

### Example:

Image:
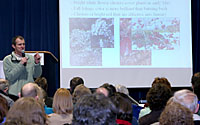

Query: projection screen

[59,0,192,88]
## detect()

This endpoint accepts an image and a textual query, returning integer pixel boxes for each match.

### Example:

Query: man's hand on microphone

[34,53,41,64]
[20,57,28,65]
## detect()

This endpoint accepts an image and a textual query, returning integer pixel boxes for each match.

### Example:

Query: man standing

[3,35,42,97]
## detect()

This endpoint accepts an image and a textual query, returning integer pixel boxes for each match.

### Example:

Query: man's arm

[3,56,25,84]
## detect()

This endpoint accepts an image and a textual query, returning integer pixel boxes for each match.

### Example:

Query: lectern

[25,51,58,97]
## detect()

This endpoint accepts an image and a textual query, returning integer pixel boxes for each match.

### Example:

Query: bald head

[96,87,109,97]
[21,83,39,97]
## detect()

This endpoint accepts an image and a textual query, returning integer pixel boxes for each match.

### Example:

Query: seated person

[48,88,73,125]
[139,83,172,125]
[0,95,8,124]
[73,93,117,125]
[5,97,47,125]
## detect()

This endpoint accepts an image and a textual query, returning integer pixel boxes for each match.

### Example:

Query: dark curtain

[0,0,58,59]
[0,0,59,96]
[192,0,200,74]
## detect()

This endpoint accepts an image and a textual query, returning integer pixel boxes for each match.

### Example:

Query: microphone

[21,50,26,66]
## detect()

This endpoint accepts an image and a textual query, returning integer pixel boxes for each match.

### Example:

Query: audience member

[35,77,53,107]
[139,83,172,125]
[0,79,14,108]
[5,97,47,125]
[100,83,116,97]
[115,84,139,105]
[48,88,73,125]
[20,82,53,114]
[171,89,200,124]
[139,77,172,118]
[159,101,194,125]
[95,87,109,97]
[70,77,84,94]
[111,92,133,125]
[0,95,8,124]
[72,84,91,104]
[73,93,117,125]
[3,35,42,97]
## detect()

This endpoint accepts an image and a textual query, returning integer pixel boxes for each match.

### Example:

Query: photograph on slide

[120,18,180,66]
[69,18,114,66]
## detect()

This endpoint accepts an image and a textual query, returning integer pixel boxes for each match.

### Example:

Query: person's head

[72,84,91,104]
[100,83,116,97]
[12,35,25,55]
[35,77,48,92]
[147,83,172,111]
[191,72,200,99]
[53,88,73,114]
[0,79,9,94]
[73,93,117,125]
[111,92,132,122]
[96,87,109,97]
[70,77,84,94]
[115,84,129,95]
[152,77,171,89]
[20,83,44,106]
[5,97,47,125]
[0,95,8,123]
[21,83,40,98]
[159,102,194,125]
[171,89,199,113]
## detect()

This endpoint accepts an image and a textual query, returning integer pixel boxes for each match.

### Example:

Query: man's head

[21,83,40,98]
[0,79,9,94]
[95,87,109,97]
[12,35,25,55]
[171,89,199,113]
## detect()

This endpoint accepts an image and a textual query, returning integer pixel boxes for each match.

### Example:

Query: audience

[159,101,194,125]
[72,84,91,105]
[5,97,47,125]
[0,79,14,108]
[70,77,84,94]
[0,95,8,124]
[139,83,172,125]
[48,88,73,125]
[35,76,53,107]
[73,93,117,125]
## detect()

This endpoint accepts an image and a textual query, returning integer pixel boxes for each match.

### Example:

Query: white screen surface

[59,0,192,88]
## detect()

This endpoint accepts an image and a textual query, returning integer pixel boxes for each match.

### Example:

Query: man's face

[12,38,25,55]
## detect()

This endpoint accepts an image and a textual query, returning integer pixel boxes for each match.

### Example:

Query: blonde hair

[53,88,73,114]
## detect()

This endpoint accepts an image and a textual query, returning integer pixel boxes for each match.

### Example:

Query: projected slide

[60,0,192,88]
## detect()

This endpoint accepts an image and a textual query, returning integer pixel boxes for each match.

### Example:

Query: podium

[25,51,58,97]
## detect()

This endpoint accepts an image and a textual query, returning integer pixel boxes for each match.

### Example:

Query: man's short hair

[73,93,117,125]
[12,35,24,45]
[172,89,198,113]
[0,79,9,91]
